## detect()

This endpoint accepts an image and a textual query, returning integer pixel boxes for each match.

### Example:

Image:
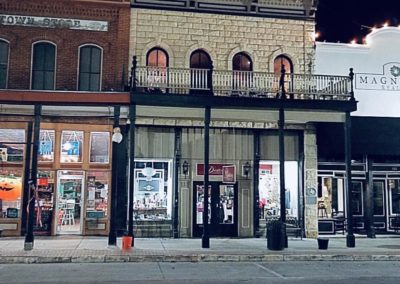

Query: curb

[2,254,400,264]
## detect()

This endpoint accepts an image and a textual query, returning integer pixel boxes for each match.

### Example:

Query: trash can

[267,220,286,251]
[317,237,329,250]
[122,235,133,251]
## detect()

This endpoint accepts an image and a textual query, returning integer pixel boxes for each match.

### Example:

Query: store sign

[197,163,228,176]
[355,63,400,91]
[0,14,108,31]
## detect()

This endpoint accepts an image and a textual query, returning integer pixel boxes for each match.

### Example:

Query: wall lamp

[243,161,252,179]
[182,160,189,178]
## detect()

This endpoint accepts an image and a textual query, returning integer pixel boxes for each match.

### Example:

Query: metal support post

[24,105,41,250]
[202,106,211,248]
[344,111,355,247]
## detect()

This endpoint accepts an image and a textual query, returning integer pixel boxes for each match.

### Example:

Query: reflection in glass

[389,179,400,215]
[60,131,83,163]
[89,132,110,163]
[373,181,384,216]
[219,185,234,224]
[0,129,25,162]
[351,181,363,215]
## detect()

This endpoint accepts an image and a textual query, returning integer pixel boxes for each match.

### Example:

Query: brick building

[0,0,130,237]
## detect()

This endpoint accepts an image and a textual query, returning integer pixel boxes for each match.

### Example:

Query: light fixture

[243,162,251,179]
[112,127,123,143]
[182,160,189,178]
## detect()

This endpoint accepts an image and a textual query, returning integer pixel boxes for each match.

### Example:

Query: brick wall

[0,0,130,91]
[130,8,315,73]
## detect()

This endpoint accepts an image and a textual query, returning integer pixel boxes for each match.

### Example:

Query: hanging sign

[222,165,236,184]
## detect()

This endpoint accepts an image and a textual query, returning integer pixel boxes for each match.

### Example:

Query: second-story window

[0,40,9,89]
[274,55,293,76]
[146,47,168,68]
[31,42,56,90]
[78,45,102,91]
[190,49,212,92]
[232,52,253,91]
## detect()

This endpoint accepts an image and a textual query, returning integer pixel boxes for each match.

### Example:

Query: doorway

[192,181,238,237]
[55,170,84,234]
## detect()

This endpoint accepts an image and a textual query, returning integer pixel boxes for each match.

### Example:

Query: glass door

[192,181,237,237]
[55,170,84,234]
[387,179,400,232]
[372,180,386,231]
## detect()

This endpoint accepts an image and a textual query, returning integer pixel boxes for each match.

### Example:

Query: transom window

[0,40,9,89]
[78,45,102,91]
[31,42,56,90]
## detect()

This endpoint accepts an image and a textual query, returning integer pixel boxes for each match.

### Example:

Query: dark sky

[316,0,400,43]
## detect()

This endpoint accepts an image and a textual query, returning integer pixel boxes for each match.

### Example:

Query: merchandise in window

[33,171,55,235]
[89,132,110,163]
[86,171,109,218]
[39,130,55,162]
[60,130,83,163]
[0,129,25,163]
[133,161,172,221]
[0,168,23,219]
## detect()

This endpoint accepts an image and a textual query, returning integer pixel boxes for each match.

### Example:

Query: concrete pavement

[1,235,400,264]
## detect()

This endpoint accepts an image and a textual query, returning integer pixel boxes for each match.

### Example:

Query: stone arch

[227,45,257,71]
[185,43,216,69]
[140,40,174,67]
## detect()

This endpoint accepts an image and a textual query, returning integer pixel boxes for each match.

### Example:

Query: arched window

[274,55,293,76]
[232,52,252,72]
[0,40,9,89]
[78,45,102,91]
[190,50,212,93]
[147,47,168,67]
[31,42,56,90]
[232,52,253,93]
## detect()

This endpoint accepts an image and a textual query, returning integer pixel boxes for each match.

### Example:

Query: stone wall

[130,8,315,73]
[304,124,318,238]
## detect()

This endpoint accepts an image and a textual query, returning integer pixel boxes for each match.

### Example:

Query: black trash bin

[317,237,329,250]
[267,220,285,250]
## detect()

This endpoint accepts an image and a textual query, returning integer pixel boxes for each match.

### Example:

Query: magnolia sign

[355,62,400,91]
[0,14,108,32]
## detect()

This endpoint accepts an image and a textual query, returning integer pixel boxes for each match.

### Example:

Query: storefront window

[39,130,55,162]
[60,131,83,163]
[351,181,363,216]
[133,160,172,220]
[373,181,384,216]
[34,171,55,235]
[259,161,298,219]
[0,129,25,162]
[389,179,400,215]
[0,168,23,218]
[89,132,110,163]
[86,171,109,218]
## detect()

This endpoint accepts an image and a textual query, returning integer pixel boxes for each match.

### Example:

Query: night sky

[316,0,400,43]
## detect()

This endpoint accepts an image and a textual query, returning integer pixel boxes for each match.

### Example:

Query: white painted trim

[0,38,10,89]
[30,40,57,90]
[77,43,103,91]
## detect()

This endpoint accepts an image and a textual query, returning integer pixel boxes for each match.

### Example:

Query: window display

[89,132,110,163]
[133,160,172,220]
[60,131,83,163]
[258,161,298,219]
[86,171,109,218]
[39,130,55,162]
[0,168,22,219]
[0,129,25,162]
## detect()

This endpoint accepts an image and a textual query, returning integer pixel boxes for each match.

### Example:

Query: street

[1,261,400,283]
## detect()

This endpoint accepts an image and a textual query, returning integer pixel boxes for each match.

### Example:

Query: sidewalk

[1,235,400,264]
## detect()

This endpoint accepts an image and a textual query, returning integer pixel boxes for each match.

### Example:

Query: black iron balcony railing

[134,66,353,101]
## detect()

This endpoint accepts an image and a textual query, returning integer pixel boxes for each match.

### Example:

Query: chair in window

[318,200,328,218]
[332,210,346,235]
[61,199,75,225]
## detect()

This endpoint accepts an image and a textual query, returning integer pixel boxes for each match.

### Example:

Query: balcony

[134,66,353,101]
